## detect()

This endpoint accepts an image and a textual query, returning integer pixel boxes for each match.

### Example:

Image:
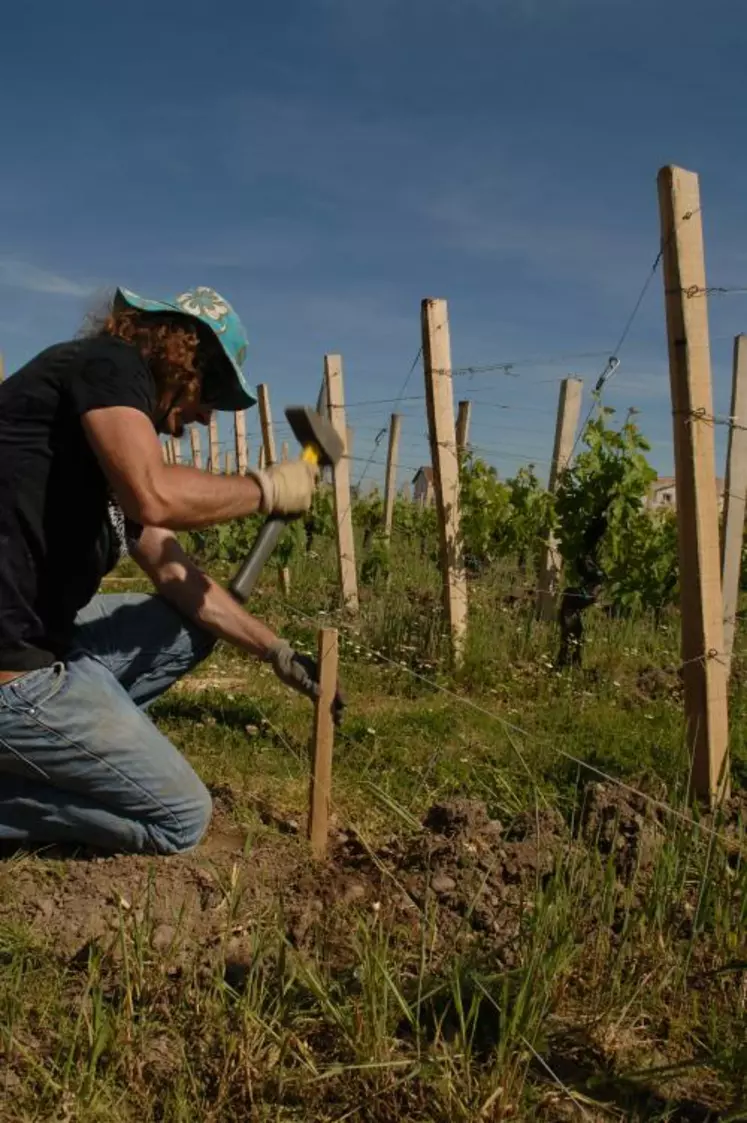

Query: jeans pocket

[6,663,68,712]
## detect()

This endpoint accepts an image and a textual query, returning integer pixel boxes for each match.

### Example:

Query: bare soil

[0,784,666,972]
[0,784,740,1121]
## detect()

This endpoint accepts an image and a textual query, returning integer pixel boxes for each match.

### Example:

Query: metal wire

[269,593,745,857]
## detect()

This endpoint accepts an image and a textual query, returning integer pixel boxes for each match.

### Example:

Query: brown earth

[1,780,742,975]
[0,784,739,1121]
[0,783,674,974]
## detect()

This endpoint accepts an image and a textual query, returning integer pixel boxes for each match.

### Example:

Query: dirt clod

[423,799,500,838]
[152,923,177,953]
[430,873,457,895]
[580,781,665,878]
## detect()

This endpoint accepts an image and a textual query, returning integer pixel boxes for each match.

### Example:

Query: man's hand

[267,639,346,725]
[249,461,319,517]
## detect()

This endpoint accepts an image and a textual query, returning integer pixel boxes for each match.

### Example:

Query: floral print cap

[114,285,256,411]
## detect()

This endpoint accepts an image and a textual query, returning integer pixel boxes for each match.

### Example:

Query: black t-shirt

[0,336,157,670]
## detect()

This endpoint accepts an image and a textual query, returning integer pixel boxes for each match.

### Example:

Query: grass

[2,526,747,1120]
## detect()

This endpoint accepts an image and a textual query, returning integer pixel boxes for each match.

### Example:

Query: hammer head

[284,406,344,468]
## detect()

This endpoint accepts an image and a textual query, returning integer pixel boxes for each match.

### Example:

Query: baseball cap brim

[113,287,257,412]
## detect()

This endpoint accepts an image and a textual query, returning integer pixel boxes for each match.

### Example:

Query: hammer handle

[228,517,290,604]
[229,442,321,603]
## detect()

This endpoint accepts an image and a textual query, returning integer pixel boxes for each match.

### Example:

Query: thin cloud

[0,258,94,298]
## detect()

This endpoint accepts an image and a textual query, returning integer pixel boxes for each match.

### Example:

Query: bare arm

[132,525,346,723]
[81,407,264,529]
[130,525,279,658]
[81,406,315,530]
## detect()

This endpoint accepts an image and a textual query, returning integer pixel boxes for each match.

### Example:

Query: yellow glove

[249,461,319,516]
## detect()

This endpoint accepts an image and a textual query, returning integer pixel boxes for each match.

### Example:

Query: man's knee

[149,782,213,855]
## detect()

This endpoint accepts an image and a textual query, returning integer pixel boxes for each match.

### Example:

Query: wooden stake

[224,451,234,475]
[258,445,266,471]
[257,384,277,467]
[536,378,583,621]
[162,440,171,465]
[171,437,182,465]
[325,354,359,612]
[421,298,467,663]
[383,413,402,540]
[208,416,220,474]
[456,400,472,458]
[721,334,747,675]
[0,353,4,382]
[308,627,338,857]
[658,164,729,806]
[317,378,329,417]
[281,440,289,462]
[234,410,248,475]
[280,566,291,596]
[316,379,332,483]
[190,427,203,470]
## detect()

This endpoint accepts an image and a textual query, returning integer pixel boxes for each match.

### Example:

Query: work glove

[266,639,346,726]
[249,461,319,517]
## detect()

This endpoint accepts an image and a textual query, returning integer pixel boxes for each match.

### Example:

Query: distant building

[648,476,676,509]
[647,475,725,512]
[413,466,435,507]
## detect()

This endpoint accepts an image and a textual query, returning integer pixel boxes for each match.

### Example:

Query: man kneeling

[0,285,335,855]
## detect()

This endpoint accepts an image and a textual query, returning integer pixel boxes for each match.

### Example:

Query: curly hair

[82,304,204,407]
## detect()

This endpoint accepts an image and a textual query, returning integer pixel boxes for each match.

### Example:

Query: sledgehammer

[228,406,344,604]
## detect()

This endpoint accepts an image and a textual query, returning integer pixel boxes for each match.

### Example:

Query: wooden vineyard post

[171,437,182,466]
[658,164,729,806]
[536,378,583,621]
[190,427,203,469]
[272,430,293,593]
[163,440,171,465]
[721,334,747,676]
[308,627,338,857]
[258,384,277,467]
[316,379,332,483]
[258,446,266,471]
[421,298,467,664]
[279,566,291,596]
[317,377,329,417]
[456,400,472,458]
[224,451,234,475]
[383,413,402,540]
[208,415,220,474]
[234,409,248,475]
[325,354,359,612]
[0,353,4,382]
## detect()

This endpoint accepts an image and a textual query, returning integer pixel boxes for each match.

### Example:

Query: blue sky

[2,0,746,488]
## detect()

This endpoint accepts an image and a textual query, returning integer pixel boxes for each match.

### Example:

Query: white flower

[176,287,229,322]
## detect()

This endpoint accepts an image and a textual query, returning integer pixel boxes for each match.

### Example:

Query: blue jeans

[0,594,217,855]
